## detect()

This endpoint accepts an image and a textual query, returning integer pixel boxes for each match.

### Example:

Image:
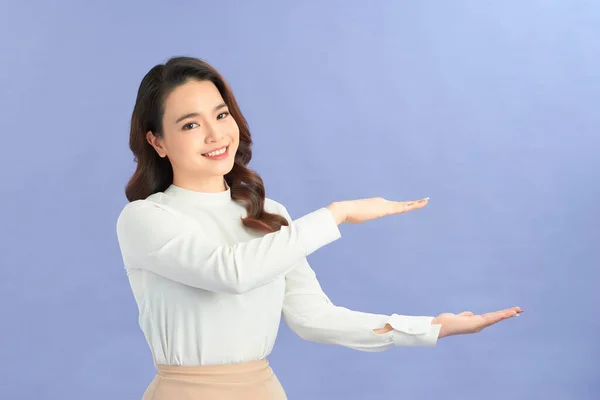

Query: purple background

[1,1,598,399]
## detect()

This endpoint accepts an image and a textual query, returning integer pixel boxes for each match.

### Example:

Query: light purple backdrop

[1,1,598,399]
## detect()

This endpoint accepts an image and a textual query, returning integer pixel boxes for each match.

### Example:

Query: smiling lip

[202,145,229,160]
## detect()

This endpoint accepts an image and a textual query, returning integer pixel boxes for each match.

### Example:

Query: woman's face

[147,79,240,191]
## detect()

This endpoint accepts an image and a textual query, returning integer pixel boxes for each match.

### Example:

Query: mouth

[201,145,229,160]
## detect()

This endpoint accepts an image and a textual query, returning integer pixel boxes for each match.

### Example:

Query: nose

[204,122,224,143]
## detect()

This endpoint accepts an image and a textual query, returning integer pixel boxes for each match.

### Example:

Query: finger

[481,309,519,327]
[482,313,507,326]
[472,307,522,332]
[392,198,429,213]
[483,309,515,320]
[502,307,521,317]
[458,311,474,316]
[484,307,519,316]
[415,197,429,206]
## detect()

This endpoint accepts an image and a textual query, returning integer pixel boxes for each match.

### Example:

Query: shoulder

[116,193,183,232]
[264,197,292,222]
[263,197,284,212]
[117,193,166,217]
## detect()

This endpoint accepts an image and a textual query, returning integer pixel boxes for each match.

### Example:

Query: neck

[172,175,227,193]
[164,178,232,206]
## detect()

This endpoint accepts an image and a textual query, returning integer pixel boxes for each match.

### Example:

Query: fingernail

[418,197,430,203]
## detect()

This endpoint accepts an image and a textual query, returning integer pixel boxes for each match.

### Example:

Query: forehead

[163,80,224,119]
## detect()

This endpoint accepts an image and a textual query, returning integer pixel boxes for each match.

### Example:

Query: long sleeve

[277,206,442,351]
[115,199,341,294]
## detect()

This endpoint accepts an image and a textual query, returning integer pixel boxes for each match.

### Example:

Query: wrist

[326,202,346,225]
[431,317,447,339]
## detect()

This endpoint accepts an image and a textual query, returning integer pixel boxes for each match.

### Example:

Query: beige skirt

[142,359,288,400]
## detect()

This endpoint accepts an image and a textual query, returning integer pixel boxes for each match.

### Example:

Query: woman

[116,56,522,399]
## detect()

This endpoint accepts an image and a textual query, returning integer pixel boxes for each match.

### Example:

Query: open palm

[433,307,523,338]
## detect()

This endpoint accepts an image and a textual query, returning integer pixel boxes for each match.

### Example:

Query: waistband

[155,359,273,383]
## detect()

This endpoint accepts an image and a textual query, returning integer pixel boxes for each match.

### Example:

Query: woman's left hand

[433,306,523,338]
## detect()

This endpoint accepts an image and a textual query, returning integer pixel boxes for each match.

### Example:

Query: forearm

[373,321,445,338]
[372,323,393,334]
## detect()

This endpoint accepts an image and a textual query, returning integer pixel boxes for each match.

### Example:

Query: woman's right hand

[432,307,523,338]
[326,196,429,225]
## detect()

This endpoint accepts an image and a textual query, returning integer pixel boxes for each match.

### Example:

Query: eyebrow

[174,103,228,124]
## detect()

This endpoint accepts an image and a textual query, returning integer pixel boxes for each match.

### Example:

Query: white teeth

[205,147,227,157]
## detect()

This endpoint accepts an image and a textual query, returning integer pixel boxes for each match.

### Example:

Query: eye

[182,122,199,130]
[217,111,230,120]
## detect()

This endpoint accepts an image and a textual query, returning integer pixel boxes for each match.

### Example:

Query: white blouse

[115,183,441,366]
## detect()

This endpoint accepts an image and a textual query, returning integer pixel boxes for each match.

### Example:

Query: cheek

[230,130,240,151]
[170,137,202,159]
[228,119,240,138]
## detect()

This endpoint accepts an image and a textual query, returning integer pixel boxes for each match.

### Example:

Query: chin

[214,161,236,175]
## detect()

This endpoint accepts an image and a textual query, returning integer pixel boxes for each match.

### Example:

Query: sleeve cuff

[294,207,342,255]
[387,314,442,346]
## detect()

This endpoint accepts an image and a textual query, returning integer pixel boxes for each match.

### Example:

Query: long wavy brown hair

[124,56,289,234]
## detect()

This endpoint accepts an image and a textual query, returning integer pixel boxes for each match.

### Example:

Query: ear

[146,131,167,158]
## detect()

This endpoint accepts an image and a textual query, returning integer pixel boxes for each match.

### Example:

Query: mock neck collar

[163,180,232,206]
